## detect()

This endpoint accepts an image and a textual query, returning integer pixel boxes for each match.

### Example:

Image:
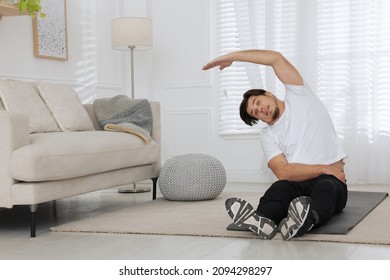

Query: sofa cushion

[37,81,95,132]
[0,80,60,133]
[9,131,160,181]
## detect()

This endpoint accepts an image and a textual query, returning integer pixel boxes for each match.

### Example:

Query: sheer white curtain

[217,0,390,184]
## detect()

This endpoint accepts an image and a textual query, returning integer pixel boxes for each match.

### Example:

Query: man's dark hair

[239,89,267,126]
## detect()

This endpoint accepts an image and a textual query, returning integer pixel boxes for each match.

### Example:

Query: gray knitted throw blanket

[93,95,152,143]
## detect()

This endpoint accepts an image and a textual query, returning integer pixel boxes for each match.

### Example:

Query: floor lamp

[111,17,153,193]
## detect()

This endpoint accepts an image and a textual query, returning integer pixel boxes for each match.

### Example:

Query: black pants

[256,174,348,228]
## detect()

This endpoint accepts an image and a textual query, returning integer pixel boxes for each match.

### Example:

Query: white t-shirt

[260,83,347,165]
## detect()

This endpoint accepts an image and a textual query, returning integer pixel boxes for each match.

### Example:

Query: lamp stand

[118,46,151,194]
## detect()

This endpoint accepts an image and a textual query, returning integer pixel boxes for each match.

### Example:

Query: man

[202,50,348,240]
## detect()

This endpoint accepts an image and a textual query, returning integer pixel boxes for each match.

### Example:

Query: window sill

[218,130,261,140]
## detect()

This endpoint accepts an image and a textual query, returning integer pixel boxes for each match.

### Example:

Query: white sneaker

[225,198,278,240]
[279,196,315,241]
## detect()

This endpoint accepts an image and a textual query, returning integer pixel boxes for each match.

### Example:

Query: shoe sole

[225,198,277,240]
[279,196,311,241]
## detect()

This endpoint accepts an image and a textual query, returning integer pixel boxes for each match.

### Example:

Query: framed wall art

[33,0,68,60]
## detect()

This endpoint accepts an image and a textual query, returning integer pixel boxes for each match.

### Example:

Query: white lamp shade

[111,17,153,50]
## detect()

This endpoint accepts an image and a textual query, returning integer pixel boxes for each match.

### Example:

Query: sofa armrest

[83,104,102,130]
[149,101,161,145]
[0,111,30,208]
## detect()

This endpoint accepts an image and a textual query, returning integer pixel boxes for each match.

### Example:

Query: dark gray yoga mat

[227,191,388,235]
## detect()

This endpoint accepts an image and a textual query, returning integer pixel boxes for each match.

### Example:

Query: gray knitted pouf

[159,154,226,201]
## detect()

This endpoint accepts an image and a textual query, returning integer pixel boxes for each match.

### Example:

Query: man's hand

[324,165,346,183]
[202,53,233,71]
[269,154,346,183]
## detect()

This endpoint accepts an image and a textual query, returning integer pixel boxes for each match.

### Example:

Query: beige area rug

[51,191,390,245]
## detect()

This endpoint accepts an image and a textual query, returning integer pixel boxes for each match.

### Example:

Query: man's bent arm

[202,50,303,86]
[268,154,346,183]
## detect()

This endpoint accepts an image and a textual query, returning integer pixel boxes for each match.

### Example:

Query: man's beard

[271,94,280,122]
[272,106,280,121]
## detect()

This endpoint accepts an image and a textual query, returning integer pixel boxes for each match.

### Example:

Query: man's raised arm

[202,50,303,86]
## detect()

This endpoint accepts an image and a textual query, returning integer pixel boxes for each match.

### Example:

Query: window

[217,0,251,134]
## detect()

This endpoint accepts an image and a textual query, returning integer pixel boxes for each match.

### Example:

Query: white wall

[151,0,274,183]
[0,0,151,101]
[0,0,274,183]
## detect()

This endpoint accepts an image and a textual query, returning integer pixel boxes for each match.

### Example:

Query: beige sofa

[0,80,161,237]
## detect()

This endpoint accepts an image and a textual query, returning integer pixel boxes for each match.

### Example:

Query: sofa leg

[52,200,58,224]
[30,204,38,238]
[151,177,158,200]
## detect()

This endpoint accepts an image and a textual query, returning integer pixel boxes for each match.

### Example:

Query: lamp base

[118,183,151,193]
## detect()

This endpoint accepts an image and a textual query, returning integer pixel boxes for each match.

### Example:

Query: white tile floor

[1,182,390,260]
